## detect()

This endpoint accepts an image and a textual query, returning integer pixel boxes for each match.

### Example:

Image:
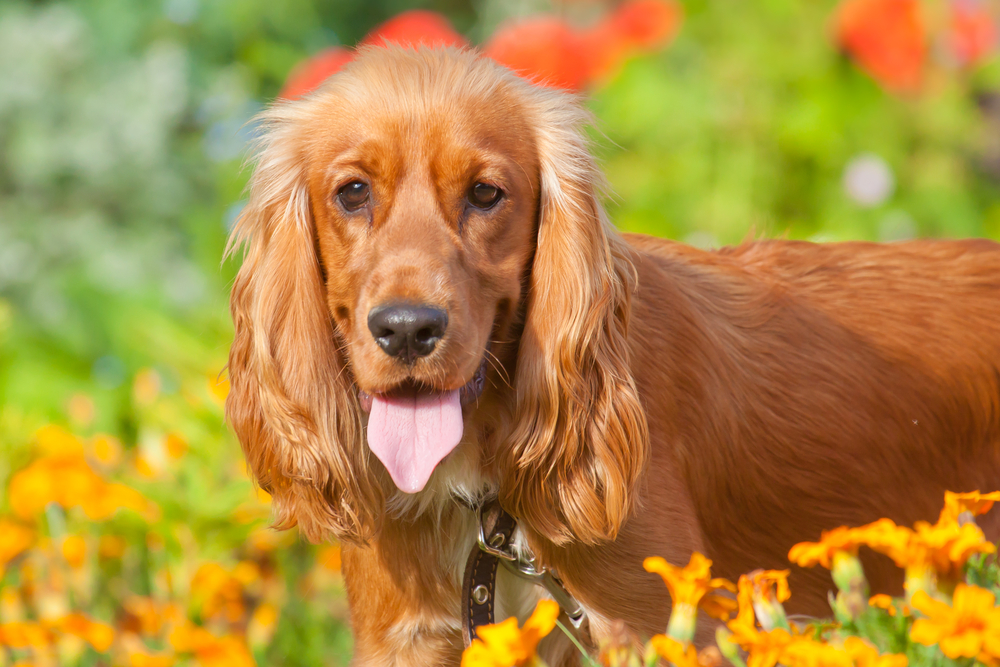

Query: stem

[555,619,601,667]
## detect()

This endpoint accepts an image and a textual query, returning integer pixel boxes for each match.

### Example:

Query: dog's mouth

[357,355,488,495]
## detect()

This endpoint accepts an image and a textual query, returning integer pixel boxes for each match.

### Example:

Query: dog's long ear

[498,89,650,546]
[226,103,380,544]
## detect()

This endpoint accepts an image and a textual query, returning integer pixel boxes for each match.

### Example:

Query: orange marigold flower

[650,634,702,667]
[460,599,559,667]
[644,553,737,620]
[726,575,794,667]
[843,636,908,667]
[789,525,876,569]
[170,622,254,667]
[53,613,115,652]
[844,510,995,591]
[248,602,280,647]
[780,635,907,667]
[9,453,152,520]
[128,651,176,667]
[0,520,33,574]
[35,424,84,457]
[869,594,910,617]
[90,434,122,466]
[941,490,1000,523]
[61,535,87,569]
[191,563,247,623]
[911,584,1000,661]
[749,570,791,605]
[0,621,54,649]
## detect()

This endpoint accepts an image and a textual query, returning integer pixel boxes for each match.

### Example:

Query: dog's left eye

[337,181,370,212]
[467,182,502,210]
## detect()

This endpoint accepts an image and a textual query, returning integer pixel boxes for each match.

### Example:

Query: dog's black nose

[368,304,448,362]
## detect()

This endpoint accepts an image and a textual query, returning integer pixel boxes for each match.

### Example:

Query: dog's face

[303,68,540,493]
[227,47,648,545]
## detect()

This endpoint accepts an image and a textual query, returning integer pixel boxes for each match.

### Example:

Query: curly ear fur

[226,102,380,543]
[497,88,650,546]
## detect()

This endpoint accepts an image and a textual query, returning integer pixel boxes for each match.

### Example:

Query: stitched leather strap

[461,500,518,646]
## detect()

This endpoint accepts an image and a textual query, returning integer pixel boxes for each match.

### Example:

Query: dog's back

[625,235,1000,614]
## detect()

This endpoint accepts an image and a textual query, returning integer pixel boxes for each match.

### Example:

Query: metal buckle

[475,502,587,629]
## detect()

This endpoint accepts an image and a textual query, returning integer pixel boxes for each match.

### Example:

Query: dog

[225,46,1000,665]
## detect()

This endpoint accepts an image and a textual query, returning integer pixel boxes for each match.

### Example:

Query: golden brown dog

[226,46,1000,665]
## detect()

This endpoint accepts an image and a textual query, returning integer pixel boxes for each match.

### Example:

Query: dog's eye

[337,181,370,211]
[467,182,502,210]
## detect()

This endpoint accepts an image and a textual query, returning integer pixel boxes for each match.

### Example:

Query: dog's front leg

[341,538,465,666]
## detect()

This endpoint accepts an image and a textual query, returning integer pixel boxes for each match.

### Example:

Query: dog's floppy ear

[226,102,380,543]
[498,88,650,546]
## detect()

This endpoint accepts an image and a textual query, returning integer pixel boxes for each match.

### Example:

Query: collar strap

[461,498,588,647]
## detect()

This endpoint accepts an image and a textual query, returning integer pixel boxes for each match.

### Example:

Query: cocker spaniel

[226,46,1000,665]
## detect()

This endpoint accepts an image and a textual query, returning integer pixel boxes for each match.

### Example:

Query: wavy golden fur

[227,46,1000,665]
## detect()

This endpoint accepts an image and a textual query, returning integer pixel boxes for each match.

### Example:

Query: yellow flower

[777,637,853,667]
[910,584,1000,661]
[90,434,122,466]
[35,425,84,456]
[788,526,867,569]
[868,594,909,617]
[650,634,701,667]
[169,622,255,667]
[725,575,794,667]
[61,535,87,569]
[779,636,907,667]
[128,651,176,667]
[844,513,994,598]
[0,520,33,575]
[248,602,279,647]
[941,491,1000,523]
[9,453,152,520]
[123,596,181,636]
[52,612,115,652]
[461,599,559,667]
[0,621,54,648]
[191,563,251,623]
[749,570,790,604]
[165,433,188,460]
[644,553,737,641]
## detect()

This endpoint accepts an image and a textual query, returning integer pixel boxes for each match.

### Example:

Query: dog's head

[226,47,648,546]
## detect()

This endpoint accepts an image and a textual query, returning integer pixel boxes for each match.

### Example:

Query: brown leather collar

[461,500,518,645]
[461,498,589,648]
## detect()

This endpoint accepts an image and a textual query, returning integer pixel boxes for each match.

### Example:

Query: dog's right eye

[337,181,370,212]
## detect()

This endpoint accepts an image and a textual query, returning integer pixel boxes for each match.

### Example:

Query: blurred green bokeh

[0,0,998,663]
[2,0,999,427]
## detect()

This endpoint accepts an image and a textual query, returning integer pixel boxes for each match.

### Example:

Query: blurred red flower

[360,10,468,49]
[279,46,353,100]
[949,0,997,67]
[835,0,927,92]
[484,17,591,91]
[584,0,682,80]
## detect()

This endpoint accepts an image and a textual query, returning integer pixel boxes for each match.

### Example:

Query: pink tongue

[367,390,464,494]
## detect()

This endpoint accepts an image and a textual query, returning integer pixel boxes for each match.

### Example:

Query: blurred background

[0,0,998,664]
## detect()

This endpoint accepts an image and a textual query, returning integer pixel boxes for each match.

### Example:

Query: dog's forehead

[304,53,536,174]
